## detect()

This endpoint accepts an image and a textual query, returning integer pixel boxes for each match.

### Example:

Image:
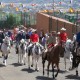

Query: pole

[53,0,54,16]
[76,11,78,33]
[29,14,30,27]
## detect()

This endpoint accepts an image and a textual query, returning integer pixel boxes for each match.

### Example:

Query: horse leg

[76,67,78,76]
[4,54,8,66]
[24,53,27,65]
[42,61,45,75]
[21,54,24,65]
[47,61,51,77]
[64,58,66,71]
[69,57,72,70]
[75,60,80,76]
[35,55,39,71]
[19,53,22,64]
[52,63,54,79]
[2,53,5,63]
[18,51,20,63]
[28,56,30,69]
[55,63,60,78]
[18,53,20,63]
[31,55,34,67]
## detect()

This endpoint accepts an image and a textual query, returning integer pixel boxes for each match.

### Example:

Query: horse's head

[3,36,10,46]
[20,39,27,50]
[42,48,49,63]
[31,43,44,55]
[65,39,72,52]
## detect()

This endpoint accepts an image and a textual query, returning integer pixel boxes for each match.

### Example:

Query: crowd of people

[1,25,80,53]
[0,26,69,50]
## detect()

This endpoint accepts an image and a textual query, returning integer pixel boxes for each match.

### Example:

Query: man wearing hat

[47,31,57,49]
[30,29,39,43]
[59,27,68,46]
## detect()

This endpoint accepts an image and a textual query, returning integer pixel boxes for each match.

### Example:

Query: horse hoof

[37,68,39,72]
[24,63,26,65]
[31,64,33,67]
[35,68,39,72]
[76,71,78,76]
[65,69,69,72]
[76,73,78,76]
[55,74,57,77]
[35,68,37,71]
[3,60,5,63]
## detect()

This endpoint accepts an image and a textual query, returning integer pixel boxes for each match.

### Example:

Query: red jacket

[30,33,39,42]
[59,32,67,42]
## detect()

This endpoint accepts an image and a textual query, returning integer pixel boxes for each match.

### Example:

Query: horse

[64,39,73,71]
[71,42,80,76]
[28,42,44,71]
[1,36,11,66]
[42,44,64,79]
[18,39,28,65]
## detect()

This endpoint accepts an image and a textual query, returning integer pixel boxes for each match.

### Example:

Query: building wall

[36,13,49,33]
[36,12,76,39]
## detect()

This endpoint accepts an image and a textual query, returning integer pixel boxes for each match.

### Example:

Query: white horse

[64,39,73,71]
[1,36,11,66]
[28,42,44,71]
[18,39,28,65]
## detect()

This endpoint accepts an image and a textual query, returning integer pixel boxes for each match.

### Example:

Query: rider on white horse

[18,39,27,65]
[28,29,44,70]
[28,29,44,54]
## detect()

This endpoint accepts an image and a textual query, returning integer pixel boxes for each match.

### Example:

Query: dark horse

[71,43,80,76]
[42,45,64,79]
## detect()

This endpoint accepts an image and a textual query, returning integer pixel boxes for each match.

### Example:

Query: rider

[59,27,68,47]
[76,31,80,48]
[47,31,57,49]
[30,29,39,44]
[15,30,26,54]
[28,29,44,55]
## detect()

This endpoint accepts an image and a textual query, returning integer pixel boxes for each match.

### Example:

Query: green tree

[6,14,16,28]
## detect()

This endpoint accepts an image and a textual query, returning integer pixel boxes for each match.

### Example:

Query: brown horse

[42,45,64,79]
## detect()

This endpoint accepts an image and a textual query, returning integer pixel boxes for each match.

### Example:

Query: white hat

[61,27,66,31]
[31,29,36,32]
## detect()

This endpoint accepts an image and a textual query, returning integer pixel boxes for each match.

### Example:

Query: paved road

[0,46,80,80]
